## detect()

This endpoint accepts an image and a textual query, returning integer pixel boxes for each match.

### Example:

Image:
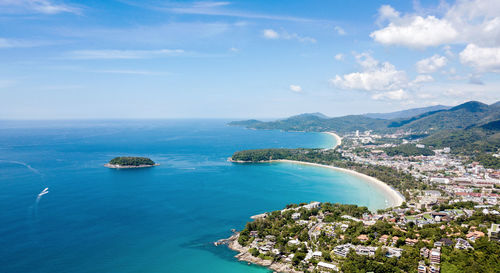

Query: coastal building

[429,265,440,273]
[317,261,339,271]
[391,236,399,246]
[292,212,301,220]
[355,245,377,256]
[357,234,369,242]
[488,223,499,241]
[379,234,389,244]
[418,261,427,273]
[439,238,453,247]
[455,238,473,250]
[466,230,485,242]
[420,247,429,258]
[303,201,321,209]
[333,244,354,258]
[385,247,403,258]
[405,238,418,246]
[430,248,441,264]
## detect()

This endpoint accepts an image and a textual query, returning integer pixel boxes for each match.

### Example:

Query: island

[104,157,158,168]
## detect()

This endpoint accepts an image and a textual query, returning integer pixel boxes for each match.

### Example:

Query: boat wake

[36,187,49,203]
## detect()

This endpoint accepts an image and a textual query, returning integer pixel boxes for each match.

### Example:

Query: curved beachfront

[232,131,404,209]
[273,159,404,208]
[324,131,342,149]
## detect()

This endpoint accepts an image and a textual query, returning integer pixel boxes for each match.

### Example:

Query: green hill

[230,101,500,134]
[389,101,500,132]
[108,157,156,166]
[229,114,390,133]
[363,105,450,120]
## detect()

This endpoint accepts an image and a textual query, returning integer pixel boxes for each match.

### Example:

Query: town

[222,130,500,273]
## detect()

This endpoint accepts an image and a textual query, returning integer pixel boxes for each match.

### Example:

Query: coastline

[226,233,302,273]
[104,163,159,169]
[323,131,342,149]
[273,159,404,208]
[230,130,403,208]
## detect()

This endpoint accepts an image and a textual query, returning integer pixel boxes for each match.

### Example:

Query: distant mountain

[490,101,500,108]
[229,100,500,134]
[363,105,450,120]
[229,114,390,133]
[389,101,500,132]
[423,118,500,154]
[289,112,329,119]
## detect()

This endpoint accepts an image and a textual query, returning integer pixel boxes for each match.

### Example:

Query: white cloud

[412,74,434,84]
[0,37,49,48]
[262,29,316,43]
[263,29,279,39]
[376,5,400,24]
[0,0,81,15]
[371,89,408,101]
[371,1,500,49]
[229,47,239,52]
[416,55,447,73]
[146,1,319,23]
[459,44,500,72]
[66,49,185,60]
[330,53,438,101]
[443,45,454,57]
[330,53,407,92]
[334,26,346,35]
[334,53,344,61]
[289,84,302,92]
[370,15,458,48]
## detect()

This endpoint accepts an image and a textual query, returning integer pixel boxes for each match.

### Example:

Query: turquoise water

[0,120,388,273]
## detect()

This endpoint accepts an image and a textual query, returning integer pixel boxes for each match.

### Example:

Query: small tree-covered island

[104,157,158,168]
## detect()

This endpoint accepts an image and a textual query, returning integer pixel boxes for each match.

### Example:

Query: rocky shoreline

[225,233,302,273]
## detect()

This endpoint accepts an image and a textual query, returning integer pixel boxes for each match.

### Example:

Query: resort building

[317,261,339,271]
[430,248,441,264]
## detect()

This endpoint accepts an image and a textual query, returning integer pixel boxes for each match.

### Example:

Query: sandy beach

[273,159,405,208]
[230,130,404,209]
[324,132,342,149]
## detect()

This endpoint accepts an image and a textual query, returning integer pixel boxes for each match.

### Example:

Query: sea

[0,119,390,273]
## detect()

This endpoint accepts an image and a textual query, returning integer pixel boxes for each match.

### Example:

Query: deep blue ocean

[0,120,389,273]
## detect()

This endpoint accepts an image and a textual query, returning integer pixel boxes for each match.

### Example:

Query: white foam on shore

[274,159,404,209]
[323,132,342,149]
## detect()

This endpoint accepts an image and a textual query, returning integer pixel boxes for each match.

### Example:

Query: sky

[0,0,499,119]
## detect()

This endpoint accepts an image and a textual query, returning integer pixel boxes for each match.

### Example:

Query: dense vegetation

[391,101,500,132]
[237,203,500,273]
[422,119,500,168]
[383,144,435,157]
[231,148,423,198]
[232,148,343,163]
[230,101,500,134]
[109,157,155,166]
[229,114,391,133]
[231,101,500,169]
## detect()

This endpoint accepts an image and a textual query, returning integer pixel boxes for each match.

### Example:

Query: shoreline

[228,158,404,209]
[226,233,301,273]
[323,131,342,149]
[273,159,404,208]
[104,163,159,169]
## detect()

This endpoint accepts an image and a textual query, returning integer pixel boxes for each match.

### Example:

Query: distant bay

[0,119,390,273]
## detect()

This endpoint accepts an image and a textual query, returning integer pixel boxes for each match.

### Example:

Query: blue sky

[0,0,499,119]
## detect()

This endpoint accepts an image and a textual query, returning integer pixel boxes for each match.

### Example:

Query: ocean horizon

[0,119,392,273]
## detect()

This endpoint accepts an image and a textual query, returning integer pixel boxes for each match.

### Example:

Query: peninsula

[104,157,158,168]
[224,101,500,272]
